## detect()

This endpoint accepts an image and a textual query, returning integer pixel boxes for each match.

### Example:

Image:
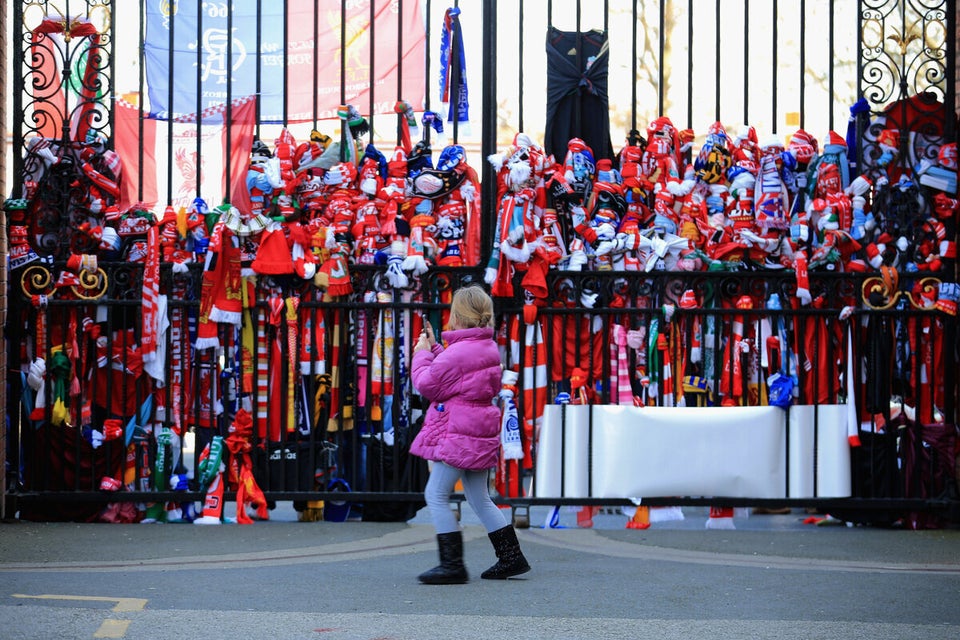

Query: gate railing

[5,0,959,525]
[7,261,958,525]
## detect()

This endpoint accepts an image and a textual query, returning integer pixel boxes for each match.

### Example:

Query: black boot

[481,525,530,580]
[418,531,469,584]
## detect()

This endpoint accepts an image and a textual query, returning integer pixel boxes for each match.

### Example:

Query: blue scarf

[439,7,469,126]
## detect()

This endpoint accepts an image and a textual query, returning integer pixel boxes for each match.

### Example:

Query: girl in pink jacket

[411,285,530,584]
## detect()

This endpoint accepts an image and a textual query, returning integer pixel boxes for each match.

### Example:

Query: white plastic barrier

[786,404,852,498]
[534,404,851,499]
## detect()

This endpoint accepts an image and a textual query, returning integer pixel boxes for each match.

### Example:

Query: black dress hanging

[545,27,614,162]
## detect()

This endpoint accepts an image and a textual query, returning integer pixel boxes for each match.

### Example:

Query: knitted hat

[520,257,549,301]
[787,129,818,164]
[251,225,294,275]
[826,130,847,148]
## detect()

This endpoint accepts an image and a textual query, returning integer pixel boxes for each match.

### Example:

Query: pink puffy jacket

[409,327,502,470]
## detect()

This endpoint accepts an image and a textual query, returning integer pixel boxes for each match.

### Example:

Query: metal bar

[225,3,233,189]
[633,0,639,133]
[425,0,432,110]
[396,0,403,137]
[744,0,750,125]
[369,0,376,141]
[947,0,957,140]
[313,0,319,126]
[138,0,146,202]
[10,491,954,513]
[686,0,692,129]
[11,0,24,197]
[772,0,778,133]
[63,0,72,144]
[715,0,721,121]
[256,0,262,136]
[659,0,665,116]
[283,0,288,126]
[166,0,174,203]
[828,0,835,131]
[195,0,202,198]
[575,0,581,133]
[480,0,498,267]
[108,0,117,149]
[341,0,347,106]
[853,0,863,174]
[518,0,524,132]
[800,0,806,130]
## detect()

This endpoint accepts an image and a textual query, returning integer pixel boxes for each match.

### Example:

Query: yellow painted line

[94,619,131,638]
[12,594,147,612]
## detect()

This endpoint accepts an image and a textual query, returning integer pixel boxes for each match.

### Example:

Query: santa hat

[521,257,549,302]
[251,223,294,275]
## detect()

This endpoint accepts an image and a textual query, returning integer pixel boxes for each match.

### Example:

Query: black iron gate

[4,0,959,526]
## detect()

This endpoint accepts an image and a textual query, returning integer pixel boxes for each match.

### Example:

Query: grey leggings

[424,461,508,534]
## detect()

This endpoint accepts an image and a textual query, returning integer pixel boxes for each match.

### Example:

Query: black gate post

[480,0,498,268]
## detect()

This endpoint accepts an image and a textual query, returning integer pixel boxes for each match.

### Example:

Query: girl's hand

[414,333,430,353]
[422,321,436,347]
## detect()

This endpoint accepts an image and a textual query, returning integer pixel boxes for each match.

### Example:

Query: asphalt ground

[1,503,959,640]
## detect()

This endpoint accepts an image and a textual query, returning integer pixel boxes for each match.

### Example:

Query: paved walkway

[1,504,959,639]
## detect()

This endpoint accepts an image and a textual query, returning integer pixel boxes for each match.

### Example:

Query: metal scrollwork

[70,267,108,300]
[20,263,54,299]
[904,276,943,309]
[860,0,949,176]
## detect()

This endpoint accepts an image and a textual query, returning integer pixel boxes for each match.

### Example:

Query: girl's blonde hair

[449,285,494,329]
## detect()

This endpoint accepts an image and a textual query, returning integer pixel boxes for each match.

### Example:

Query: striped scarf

[370,296,395,398]
[141,225,160,364]
[261,296,285,442]
[284,297,300,434]
[610,324,635,405]
[326,309,351,432]
[509,316,547,468]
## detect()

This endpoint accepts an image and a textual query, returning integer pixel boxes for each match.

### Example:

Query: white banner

[534,405,851,500]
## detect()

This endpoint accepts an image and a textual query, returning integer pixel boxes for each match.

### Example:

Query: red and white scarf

[141,225,160,364]
[509,315,547,468]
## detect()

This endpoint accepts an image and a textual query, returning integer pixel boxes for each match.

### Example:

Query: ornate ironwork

[860,0,951,174]
[19,1,113,147]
